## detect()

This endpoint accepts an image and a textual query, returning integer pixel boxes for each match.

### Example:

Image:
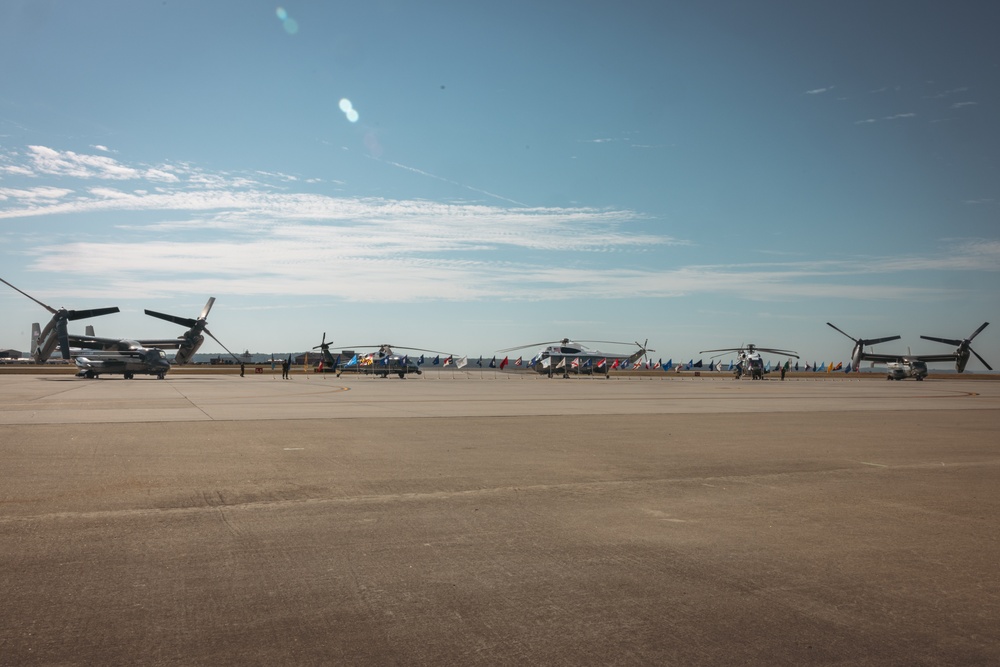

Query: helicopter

[827,322,991,381]
[497,338,653,378]
[699,343,799,380]
[312,333,451,378]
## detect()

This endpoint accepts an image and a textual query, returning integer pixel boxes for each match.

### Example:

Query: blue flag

[345,355,358,367]
[433,355,440,365]
[418,354,425,365]
[489,356,497,368]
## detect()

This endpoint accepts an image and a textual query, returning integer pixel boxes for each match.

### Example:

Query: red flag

[499,356,509,370]
[611,359,620,369]
[597,358,607,368]
[515,356,522,366]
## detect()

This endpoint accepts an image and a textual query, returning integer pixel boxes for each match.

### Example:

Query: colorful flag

[662,359,673,371]
[515,356,523,366]
[489,356,497,368]
[476,357,483,367]
[500,356,509,370]
[418,354,425,365]
[443,355,453,366]
[611,359,620,369]
[433,355,440,365]
[597,358,607,369]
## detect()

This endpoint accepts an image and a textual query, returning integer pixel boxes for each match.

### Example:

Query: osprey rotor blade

[919,335,961,346]
[0,277,58,314]
[67,307,120,321]
[204,328,241,363]
[825,322,857,342]
[970,347,993,371]
[145,309,199,328]
[198,297,216,321]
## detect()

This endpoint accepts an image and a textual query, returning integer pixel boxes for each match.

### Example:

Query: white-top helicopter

[699,343,799,380]
[497,338,653,378]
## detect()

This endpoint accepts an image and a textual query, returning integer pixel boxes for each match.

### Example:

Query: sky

[1,0,998,368]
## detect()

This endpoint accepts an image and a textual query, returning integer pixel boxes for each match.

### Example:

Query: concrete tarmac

[1,373,999,665]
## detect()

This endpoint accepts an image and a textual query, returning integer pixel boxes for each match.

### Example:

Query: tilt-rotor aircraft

[313,334,450,378]
[826,322,992,380]
[2,277,170,379]
[498,338,653,378]
[699,344,799,380]
[72,297,241,375]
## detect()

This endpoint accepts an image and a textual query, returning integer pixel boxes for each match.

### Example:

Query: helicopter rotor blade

[496,341,564,353]
[755,347,800,358]
[312,332,329,350]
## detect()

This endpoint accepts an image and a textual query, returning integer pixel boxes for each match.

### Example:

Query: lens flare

[275,7,287,20]
[339,98,359,122]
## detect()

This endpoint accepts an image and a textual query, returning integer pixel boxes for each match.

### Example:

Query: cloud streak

[3,147,996,307]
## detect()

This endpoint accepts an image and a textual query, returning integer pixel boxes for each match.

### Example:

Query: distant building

[0,349,23,359]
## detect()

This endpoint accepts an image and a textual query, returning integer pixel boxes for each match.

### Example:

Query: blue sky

[1,1,998,367]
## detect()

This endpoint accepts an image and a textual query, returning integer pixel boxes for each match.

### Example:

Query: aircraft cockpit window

[157,350,167,359]
[561,347,580,354]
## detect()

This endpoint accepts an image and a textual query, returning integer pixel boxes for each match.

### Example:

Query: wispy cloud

[951,101,977,109]
[805,86,835,95]
[3,147,996,306]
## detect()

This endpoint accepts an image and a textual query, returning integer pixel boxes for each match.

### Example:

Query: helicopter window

[561,347,580,354]
[157,350,167,359]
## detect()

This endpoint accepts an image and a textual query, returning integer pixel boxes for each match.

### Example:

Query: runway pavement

[2,373,999,665]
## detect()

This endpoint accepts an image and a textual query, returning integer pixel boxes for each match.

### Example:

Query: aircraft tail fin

[31,323,40,358]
